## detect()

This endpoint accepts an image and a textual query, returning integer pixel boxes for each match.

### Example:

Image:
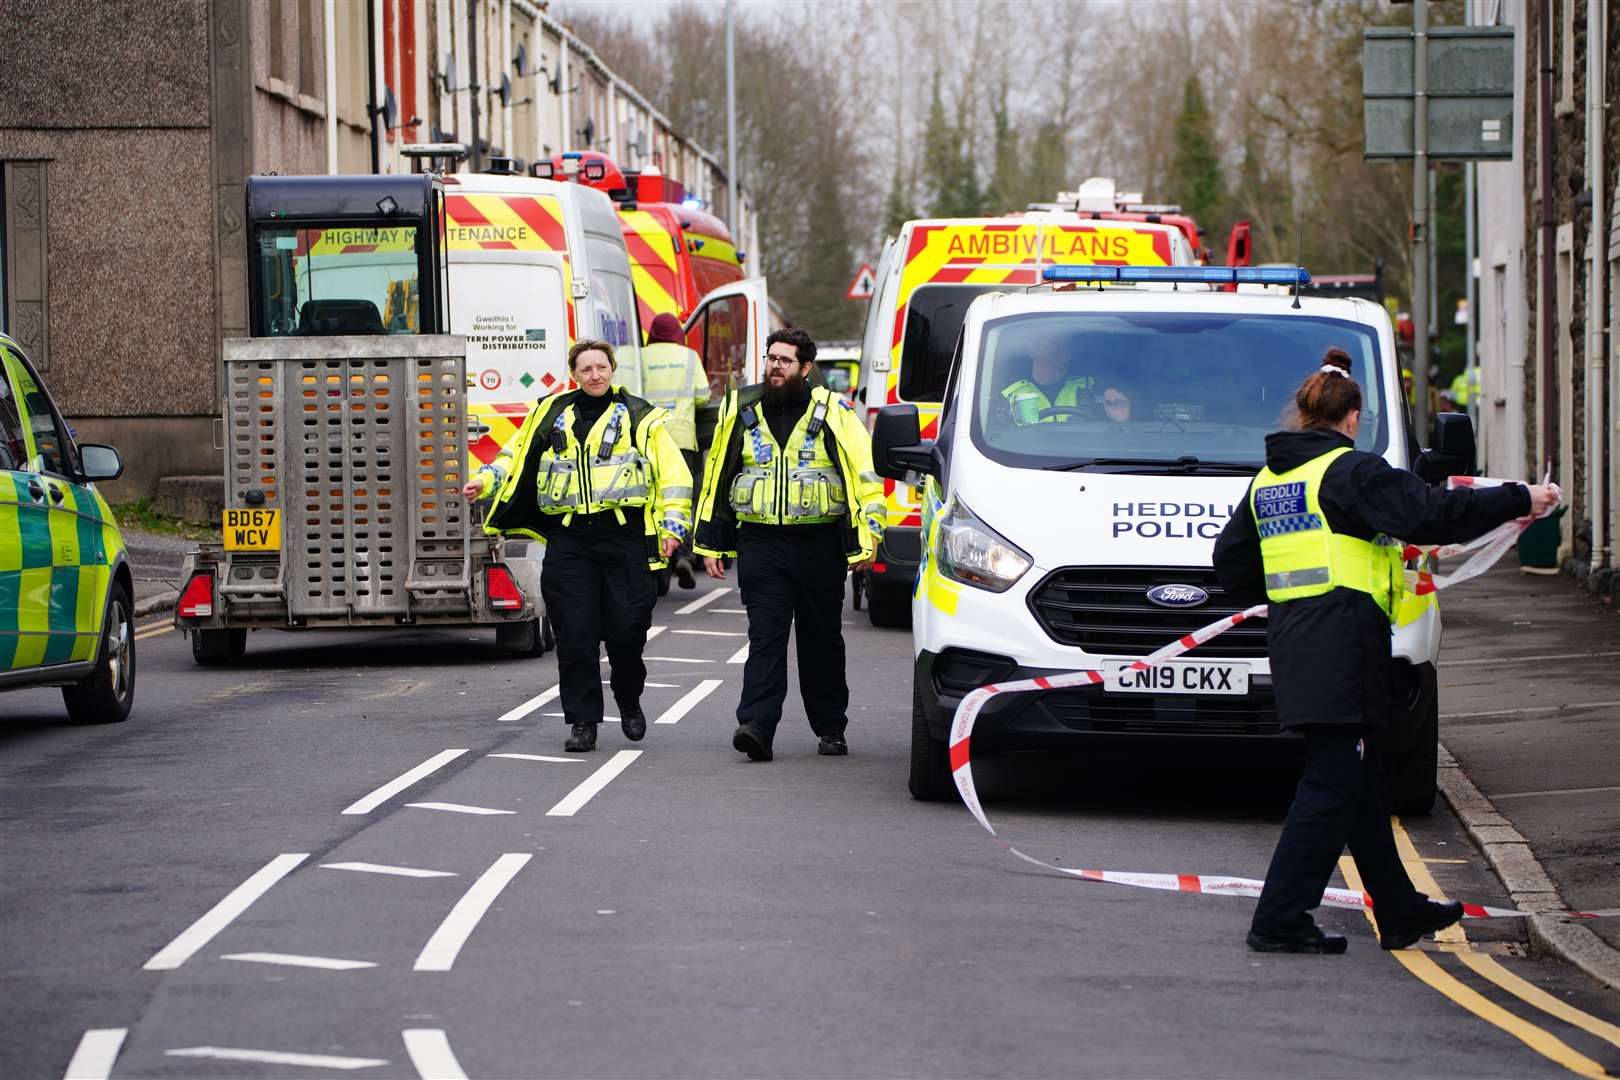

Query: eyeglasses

[763,353,803,368]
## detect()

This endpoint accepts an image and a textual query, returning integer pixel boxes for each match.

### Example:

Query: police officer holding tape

[693,327,886,761]
[465,340,692,753]
[1214,349,1556,954]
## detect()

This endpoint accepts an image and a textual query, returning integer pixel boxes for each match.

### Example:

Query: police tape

[946,476,1618,919]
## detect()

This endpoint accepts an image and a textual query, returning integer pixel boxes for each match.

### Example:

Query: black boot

[674,556,696,590]
[817,734,848,756]
[732,725,772,761]
[1377,899,1465,951]
[564,722,598,753]
[619,701,647,742]
[1246,922,1348,954]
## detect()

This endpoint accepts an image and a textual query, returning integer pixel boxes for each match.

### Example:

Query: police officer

[1000,352,1129,424]
[693,327,885,761]
[640,312,711,589]
[464,340,692,753]
[1214,348,1557,953]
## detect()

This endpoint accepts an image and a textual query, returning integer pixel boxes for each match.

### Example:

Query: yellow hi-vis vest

[1001,375,1096,424]
[1250,446,1405,619]
[640,341,708,452]
[728,388,853,525]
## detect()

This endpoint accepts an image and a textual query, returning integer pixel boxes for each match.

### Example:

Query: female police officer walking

[1214,349,1556,953]
[463,340,692,753]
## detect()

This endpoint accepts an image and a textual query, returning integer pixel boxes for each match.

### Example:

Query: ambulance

[870,264,1475,814]
[535,152,762,404]
[854,215,1198,627]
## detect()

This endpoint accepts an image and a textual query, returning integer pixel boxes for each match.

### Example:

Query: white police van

[870,265,1478,813]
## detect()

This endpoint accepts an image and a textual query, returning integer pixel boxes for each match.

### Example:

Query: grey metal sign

[1363,26,1516,160]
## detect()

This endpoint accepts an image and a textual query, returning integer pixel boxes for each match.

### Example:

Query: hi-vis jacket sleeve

[646,415,694,543]
[692,388,741,558]
[472,409,540,501]
[833,401,886,564]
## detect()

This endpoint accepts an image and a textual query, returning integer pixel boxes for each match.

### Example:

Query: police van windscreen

[253,225,421,336]
[898,284,1008,401]
[971,310,1387,471]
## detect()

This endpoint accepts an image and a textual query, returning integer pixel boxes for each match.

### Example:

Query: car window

[0,353,25,471]
[1,344,74,475]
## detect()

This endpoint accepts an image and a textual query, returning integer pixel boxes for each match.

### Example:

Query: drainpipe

[1538,0,1555,479]
[467,0,482,172]
[366,0,381,174]
[1587,0,1608,571]
[325,0,339,173]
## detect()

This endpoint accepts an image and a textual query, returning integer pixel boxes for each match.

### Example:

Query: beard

[762,368,810,407]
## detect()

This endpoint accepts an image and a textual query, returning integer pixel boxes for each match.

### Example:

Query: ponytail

[1295,348,1362,429]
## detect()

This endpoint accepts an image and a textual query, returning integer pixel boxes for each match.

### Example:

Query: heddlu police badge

[1252,481,1323,538]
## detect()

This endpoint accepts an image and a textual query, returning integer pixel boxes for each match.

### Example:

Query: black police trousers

[1251,726,1424,934]
[734,524,849,742]
[539,519,656,727]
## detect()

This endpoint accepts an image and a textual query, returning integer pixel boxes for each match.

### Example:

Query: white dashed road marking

[222,952,377,970]
[673,628,745,637]
[320,862,458,878]
[646,625,666,640]
[1444,649,1620,666]
[342,749,468,814]
[546,750,642,816]
[414,853,532,972]
[64,1028,126,1080]
[143,853,308,970]
[403,1029,469,1080]
[1443,700,1620,719]
[166,1047,388,1070]
[488,752,585,764]
[496,684,561,723]
[646,656,713,664]
[674,587,730,614]
[655,680,724,725]
[727,642,750,664]
[405,802,514,816]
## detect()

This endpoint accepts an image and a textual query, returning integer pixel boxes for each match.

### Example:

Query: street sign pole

[1412,0,1430,438]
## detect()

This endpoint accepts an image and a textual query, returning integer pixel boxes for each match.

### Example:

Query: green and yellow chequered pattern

[0,472,124,672]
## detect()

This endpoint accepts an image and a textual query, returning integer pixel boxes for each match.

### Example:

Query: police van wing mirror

[78,443,124,483]
[872,404,934,482]
[1417,412,1477,483]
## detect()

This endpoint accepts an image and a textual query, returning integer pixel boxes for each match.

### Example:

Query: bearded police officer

[640,313,711,589]
[1214,349,1556,953]
[466,340,692,753]
[693,327,885,761]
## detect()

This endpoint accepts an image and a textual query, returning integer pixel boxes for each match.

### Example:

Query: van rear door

[683,278,769,400]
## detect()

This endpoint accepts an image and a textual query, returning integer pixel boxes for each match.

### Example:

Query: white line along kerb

[143,853,307,971]
[403,1029,469,1080]
[414,853,532,972]
[546,750,642,816]
[342,749,468,814]
[496,684,560,723]
[655,680,723,724]
[64,1028,127,1080]
[674,587,730,615]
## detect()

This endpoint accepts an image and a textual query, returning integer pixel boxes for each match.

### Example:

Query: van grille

[1043,687,1280,736]
[1027,566,1268,659]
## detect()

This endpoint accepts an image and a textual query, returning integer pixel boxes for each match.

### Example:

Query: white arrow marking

[415,853,532,971]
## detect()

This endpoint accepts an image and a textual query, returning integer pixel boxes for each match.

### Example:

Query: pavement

[3,569,1619,1077]
[123,525,190,617]
[1435,561,1620,973]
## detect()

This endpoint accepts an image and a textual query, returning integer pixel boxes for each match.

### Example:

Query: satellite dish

[514,41,528,74]
[580,116,596,146]
[444,54,458,93]
[498,74,512,107]
[382,86,398,129]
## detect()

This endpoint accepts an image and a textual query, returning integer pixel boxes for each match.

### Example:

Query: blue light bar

[1040,264,1313,286]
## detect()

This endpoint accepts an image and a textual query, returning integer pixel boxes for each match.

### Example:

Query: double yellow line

[133,621,172,642]
[1340,820,1620,1077]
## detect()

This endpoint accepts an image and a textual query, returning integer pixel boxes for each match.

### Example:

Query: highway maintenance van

[174,172,550,663]
[854,215,1198,627]
[536,152,753,401]
[871,264,1476,815]
[437,167,643,472]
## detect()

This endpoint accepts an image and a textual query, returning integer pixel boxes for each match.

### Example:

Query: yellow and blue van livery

[0,333,135,722]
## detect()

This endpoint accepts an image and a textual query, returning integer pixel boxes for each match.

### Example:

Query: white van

[870,265,1477,814]
[854,215,1199,628]
[441,172,643,470]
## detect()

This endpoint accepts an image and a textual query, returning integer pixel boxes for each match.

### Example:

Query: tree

[983,99,1021,214]
[1166,73,1225,231]
[883,165,916,235]
[921,72,981,218]
[1020,118,1068,210]
[797,162,862,339]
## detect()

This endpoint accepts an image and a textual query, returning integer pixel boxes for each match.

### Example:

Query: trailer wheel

[192,628,246,666]
[497,618,548,658]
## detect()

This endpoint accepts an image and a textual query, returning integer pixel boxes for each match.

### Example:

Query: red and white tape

[948,477,1614,919]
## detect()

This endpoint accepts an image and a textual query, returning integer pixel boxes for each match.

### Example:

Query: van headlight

[936,498,1032,592]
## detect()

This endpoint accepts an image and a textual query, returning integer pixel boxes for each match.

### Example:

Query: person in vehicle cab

[464,340,692,753]
[1000,350,1130,425]
[1213,348,1557,954]
[693,327,885,762]
[640,312,711,590]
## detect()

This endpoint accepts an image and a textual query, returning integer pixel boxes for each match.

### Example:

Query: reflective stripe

[663,486,694,500]
[1265,567,1332,591]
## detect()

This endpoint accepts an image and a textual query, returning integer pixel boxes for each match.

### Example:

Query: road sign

[847,263,876,300]
[1363,26,1516,160]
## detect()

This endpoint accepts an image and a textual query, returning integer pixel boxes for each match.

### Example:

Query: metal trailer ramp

[221,335,477,625]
